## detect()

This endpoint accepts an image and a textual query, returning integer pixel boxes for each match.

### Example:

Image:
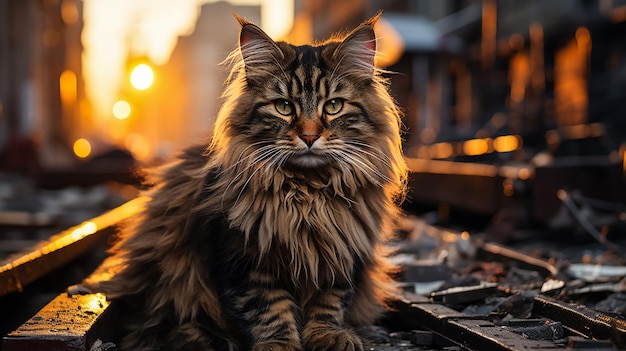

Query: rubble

[381,215,626,350]
[2,197,626,350]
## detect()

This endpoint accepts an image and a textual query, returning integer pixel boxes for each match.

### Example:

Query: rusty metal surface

[382,300,561,351]
[9,291,624,351]
[404,156,626,223]
[530,158,625,222]
[382,295,626,351]
[430,282,501,305]
[446,318,561,351]
[2,198,626,350]
[3,293,117,351]
[477,242,558,278]
[404,158,507,215]
[0,197,146,297]
[532,295,626,342]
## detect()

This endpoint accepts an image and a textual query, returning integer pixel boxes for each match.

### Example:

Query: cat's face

[228,17,388,171]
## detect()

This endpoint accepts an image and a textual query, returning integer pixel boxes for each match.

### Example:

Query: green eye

[323,99,344,115]
[274,99,294,116]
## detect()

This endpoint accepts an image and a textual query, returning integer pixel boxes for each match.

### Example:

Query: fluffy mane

[81,13,408,350]
[203,15,406,289]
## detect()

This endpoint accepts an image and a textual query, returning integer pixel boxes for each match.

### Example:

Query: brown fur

[82,13,407,351]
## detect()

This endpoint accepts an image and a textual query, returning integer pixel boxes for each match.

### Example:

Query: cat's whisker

[344,140,394,165]
[234,149,288,206]
[331,148,392,186]
[338,141,395,178]
[350,156,395,184]
[220,147,273,198]
[342,142,393,170]
[328,150,379,187]
[216,142,274,177]
[257,148,288,184]
[220,146,279,209]
[267,150,293,182]
[234,145,292,197]
[329,54,347,83]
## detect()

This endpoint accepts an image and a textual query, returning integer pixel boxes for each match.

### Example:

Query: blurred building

[288,0,626,157]
[284,0,626,222]
[118,2,261,161]
[2,0,625,173]
[395,0,626,156]
[0,0,85,171]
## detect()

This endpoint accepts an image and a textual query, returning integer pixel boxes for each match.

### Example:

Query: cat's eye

[274,99,294,116]
[323,99,344,115]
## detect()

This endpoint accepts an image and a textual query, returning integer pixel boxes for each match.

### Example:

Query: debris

[566,336,614,350]
[558,189,626,256]
[410,330,434,346]
[506,321,564,341]
[492,291,538,320]
[430,282,500,305]
[89,339,117,351]
[567,264,626,281]
[477,242,558,278]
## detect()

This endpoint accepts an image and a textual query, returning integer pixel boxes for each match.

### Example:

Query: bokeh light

[112,100,131,119]
[130,64,154,90]
[73,138,92,158]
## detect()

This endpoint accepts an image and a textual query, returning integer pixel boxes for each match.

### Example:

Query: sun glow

[82,0,294,146]
[130,64,154,90]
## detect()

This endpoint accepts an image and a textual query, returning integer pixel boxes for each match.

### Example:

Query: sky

[82,0,293,126]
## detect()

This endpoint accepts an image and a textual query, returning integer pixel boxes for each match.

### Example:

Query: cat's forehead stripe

[284,46,314,114]
[275,44,353,114]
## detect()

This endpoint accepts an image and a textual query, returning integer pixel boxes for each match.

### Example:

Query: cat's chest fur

[221,172,380,287]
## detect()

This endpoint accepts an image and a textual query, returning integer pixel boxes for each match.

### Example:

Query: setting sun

[83,0,293,127]
[130,64,154,90]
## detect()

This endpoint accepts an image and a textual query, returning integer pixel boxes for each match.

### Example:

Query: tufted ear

[332,12,380,73]
[235,14,284,71]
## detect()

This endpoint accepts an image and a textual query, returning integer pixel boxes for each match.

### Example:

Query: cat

[78,12,408,351]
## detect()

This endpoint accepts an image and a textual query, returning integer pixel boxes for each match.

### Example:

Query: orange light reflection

[493,135,522,153]
[463,138,490,156]
[73,138,92,159]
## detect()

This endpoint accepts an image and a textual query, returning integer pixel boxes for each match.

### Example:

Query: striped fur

[82,13,407,351]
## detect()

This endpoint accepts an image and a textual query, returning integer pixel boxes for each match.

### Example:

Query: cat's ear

[333,12,380,73]
[234,15,284,69]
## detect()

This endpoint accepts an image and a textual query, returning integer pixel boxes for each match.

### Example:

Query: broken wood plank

[385,300,561,351]
[2,293,118,351]
[533,295,626,343]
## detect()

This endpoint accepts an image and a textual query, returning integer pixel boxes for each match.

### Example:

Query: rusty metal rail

[384,299,560,351]
[0,197,146,297]
[7,292,625,351]
[532,295,626,342]
[2,197,626,350]
[382,296,626,351]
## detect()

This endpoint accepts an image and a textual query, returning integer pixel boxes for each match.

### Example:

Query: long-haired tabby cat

[79,12,407,351]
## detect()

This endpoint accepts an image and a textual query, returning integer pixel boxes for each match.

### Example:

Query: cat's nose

[299,134,320,147]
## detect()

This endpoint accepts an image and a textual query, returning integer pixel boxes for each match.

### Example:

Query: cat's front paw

[304,328,364,351]
[253,341,302,351]
[66,284,93,296]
